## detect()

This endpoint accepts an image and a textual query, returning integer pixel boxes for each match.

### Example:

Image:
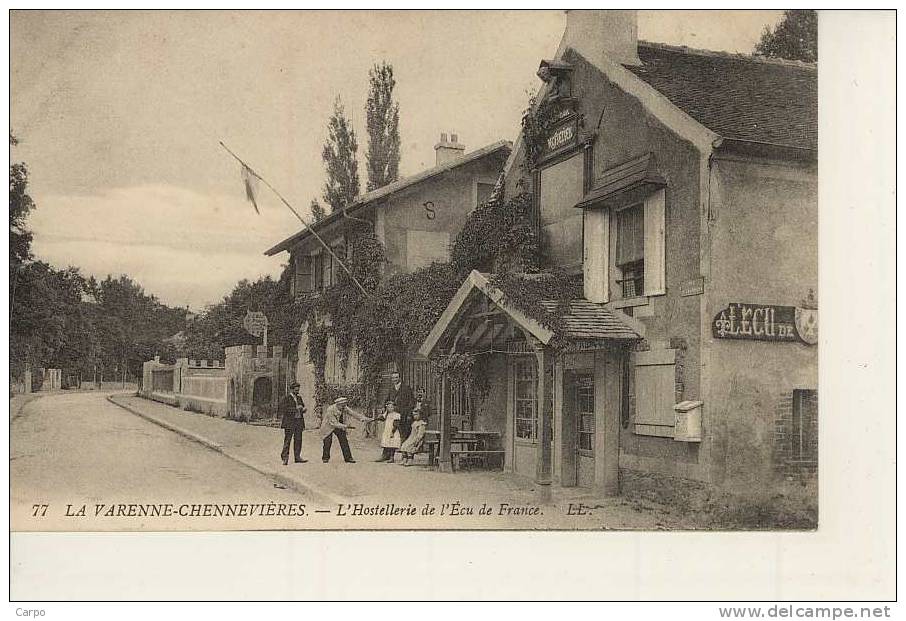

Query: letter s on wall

[423,201,436,220]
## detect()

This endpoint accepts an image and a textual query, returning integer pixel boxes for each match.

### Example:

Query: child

[374,401,401,462]
[398,409,427,466]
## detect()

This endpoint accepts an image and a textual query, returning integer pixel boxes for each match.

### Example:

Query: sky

[10,10,783,310]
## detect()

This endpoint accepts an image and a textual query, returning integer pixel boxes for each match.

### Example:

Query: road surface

[11,391,309,530]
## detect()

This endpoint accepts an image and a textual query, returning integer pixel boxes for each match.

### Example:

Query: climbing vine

[450,190,539,276]
[521,93,560,169]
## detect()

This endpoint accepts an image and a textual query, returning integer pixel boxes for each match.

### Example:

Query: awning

[575,152,665,211]
[418,271,643,358]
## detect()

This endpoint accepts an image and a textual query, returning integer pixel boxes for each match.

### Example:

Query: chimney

[434,132,465,166]
[563,10,641,67]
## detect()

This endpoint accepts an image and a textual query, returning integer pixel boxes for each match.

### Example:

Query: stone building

[420,10,818,496]
[264,136,511,404]
[141,344,290,420]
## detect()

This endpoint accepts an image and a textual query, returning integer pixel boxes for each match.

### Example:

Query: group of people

[277,371,431,467]
[373,372,431,466]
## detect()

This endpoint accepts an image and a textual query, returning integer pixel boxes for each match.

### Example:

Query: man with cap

[320,396,356,463]
[279,381,307,465]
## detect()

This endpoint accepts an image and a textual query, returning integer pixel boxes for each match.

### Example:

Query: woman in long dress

[399,409,427,466]
[375,401,401,462]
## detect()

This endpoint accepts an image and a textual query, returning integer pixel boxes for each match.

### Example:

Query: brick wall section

[773,390,818,480]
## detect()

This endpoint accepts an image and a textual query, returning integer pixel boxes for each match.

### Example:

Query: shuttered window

[633,349,676,437]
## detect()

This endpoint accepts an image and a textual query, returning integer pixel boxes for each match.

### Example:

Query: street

[11,391,309,531]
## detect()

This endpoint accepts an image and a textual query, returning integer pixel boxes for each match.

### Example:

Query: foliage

[314,381,367,410]
[9,134,34,271]
[754,10,818,63]
[322,96,360,213]
[309,198,327,222]
[520,93,560,169]
[488,269,583,349]
[449,190,539,277]
[365,61,401,191]
[306,321,330,384]
[182,275,315,362]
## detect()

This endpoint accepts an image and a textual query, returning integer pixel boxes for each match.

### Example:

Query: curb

[107,395,348,506]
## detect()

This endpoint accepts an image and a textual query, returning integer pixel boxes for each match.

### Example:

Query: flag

[241,163,260,214]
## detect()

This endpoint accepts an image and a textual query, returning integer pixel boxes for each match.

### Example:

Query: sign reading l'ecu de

[712,302,817,345]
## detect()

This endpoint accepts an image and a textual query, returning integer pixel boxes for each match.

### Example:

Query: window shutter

[295,254,313,293]
[643,188,666,296]
[632,348,676,437]
[583,209,609,303]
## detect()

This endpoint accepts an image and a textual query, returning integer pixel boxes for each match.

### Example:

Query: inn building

[264,136,511,400]
[419,10,818,496]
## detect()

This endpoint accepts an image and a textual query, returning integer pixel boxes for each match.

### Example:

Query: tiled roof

[626,42,817,151]
[539,299,641,340]
[264,140,511,256]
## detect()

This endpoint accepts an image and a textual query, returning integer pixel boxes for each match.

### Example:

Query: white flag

[241,164,260,214]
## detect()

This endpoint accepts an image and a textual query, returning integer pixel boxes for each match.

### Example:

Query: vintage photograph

[10,10,819,532]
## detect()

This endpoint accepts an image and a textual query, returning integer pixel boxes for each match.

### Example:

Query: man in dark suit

[387,371,415,442]
[280,381,307,465]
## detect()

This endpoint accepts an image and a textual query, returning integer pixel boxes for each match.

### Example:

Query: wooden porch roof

[418,270,644,358]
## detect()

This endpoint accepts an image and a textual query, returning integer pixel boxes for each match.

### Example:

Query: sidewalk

[109,394,700,529]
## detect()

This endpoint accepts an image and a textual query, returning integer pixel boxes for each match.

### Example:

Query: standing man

[280,381,307,465]
[320,397,356,463]
[387,371,415,442]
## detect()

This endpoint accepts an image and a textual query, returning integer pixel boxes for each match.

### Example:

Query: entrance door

[574,373,596,487]
[251,376,273,418]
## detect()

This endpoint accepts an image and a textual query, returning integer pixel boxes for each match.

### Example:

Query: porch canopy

[418,270,643,486]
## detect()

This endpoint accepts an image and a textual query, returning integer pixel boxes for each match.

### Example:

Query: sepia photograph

[11,9,822,535]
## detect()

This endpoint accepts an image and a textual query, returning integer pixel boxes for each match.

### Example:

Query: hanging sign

[540,116,579,162]
[712,302,817,345]
[243,311,268,338]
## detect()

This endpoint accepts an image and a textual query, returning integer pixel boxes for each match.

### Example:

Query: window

[312,252,324,291]
[616,204,644,298]
[294,254,313,296]
[576,374,595,455]
[476,182,495,208]
[791,389,818,462]
[514,358,537,441]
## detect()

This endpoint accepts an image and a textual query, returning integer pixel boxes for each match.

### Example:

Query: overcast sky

[11,10,782,310]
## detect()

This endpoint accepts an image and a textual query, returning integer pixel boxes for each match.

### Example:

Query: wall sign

[712,302,817,345]
[540,116,579,162]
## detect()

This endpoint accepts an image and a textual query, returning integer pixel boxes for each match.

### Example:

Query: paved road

[11,391,308,531]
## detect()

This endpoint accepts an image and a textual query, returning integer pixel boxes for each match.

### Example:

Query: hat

[334,397,348,405]
[289,381,300,389]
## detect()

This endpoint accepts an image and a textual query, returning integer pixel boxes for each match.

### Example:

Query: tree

[310,198,327,222]
[754,10,818,63]
[10,133,35,286]
[321,96,360,213]
[365,61,401,191]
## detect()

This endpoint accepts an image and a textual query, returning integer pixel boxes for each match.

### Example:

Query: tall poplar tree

[309,198,326,222]
[365,61,401,191]
[322,96,360,213]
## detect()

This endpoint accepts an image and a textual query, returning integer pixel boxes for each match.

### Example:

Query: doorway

[572,372,596,487]
[251,376,273,418]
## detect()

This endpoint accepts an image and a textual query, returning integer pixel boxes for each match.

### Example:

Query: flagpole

[219,141,370,297]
